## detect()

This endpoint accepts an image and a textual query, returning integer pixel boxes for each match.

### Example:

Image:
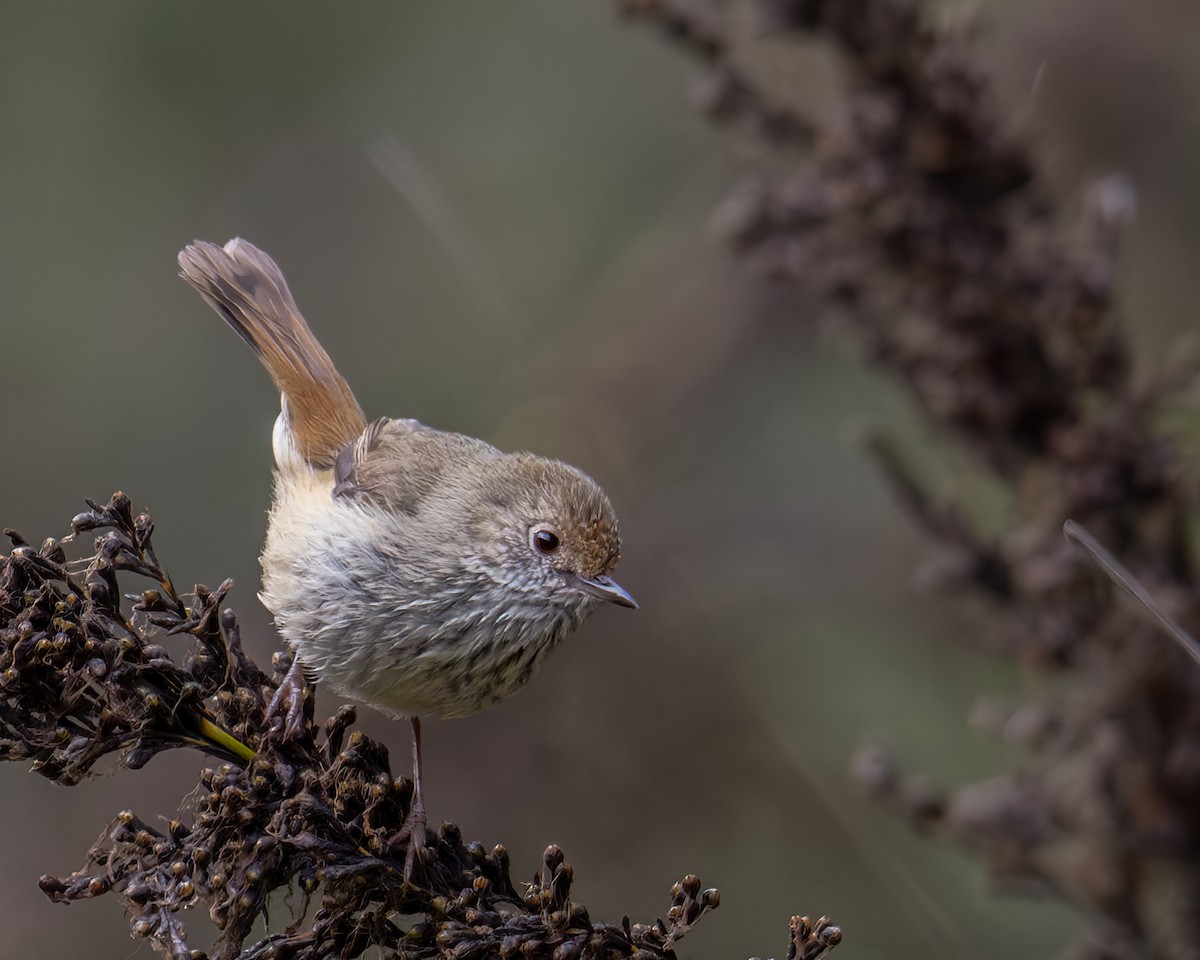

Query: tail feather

[178,239,366,469]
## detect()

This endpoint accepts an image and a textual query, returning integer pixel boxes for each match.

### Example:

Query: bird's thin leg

[402,715,427,879]
[265,654,308,742]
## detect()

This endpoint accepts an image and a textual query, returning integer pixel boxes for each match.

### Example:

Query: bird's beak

[576,574,638,609]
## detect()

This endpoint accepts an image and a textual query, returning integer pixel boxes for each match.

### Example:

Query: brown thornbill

[178,238,635,874]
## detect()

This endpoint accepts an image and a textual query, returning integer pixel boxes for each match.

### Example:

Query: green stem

[195,715,255,764]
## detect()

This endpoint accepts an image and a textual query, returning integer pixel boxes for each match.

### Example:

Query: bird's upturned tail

[178,238,366,469]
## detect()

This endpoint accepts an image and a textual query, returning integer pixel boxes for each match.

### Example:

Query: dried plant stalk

[1,492,838,960]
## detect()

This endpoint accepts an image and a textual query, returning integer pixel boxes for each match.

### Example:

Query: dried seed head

[14,494,821,959]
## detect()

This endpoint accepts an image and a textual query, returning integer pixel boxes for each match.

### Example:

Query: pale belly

[258,469,595,719]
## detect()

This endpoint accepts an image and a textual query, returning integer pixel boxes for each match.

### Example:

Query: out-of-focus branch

[616,0,814,145]
[616,2,1200,958]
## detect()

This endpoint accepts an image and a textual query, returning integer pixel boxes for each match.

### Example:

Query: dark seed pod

[553,940,583,960]
[550,863,574,908]
[70,512,100,534]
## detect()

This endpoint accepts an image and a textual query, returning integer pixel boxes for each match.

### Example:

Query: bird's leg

[401,715,427,880]
[265,653,308,742]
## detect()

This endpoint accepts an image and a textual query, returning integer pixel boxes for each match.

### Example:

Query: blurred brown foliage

[618,1,1200,958]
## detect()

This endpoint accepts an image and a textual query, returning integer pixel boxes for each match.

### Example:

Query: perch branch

[1,492,837,960]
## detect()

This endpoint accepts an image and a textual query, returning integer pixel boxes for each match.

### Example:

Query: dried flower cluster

[0,492,258,782]
[616,1,1200,958]
[1,492,839,960]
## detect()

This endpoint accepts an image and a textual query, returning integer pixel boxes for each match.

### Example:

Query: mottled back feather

[334,418,500,515]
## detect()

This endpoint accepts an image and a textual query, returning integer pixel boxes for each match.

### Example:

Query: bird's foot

[398,792,427,882]
[383,715,427,881]
[265,655,308,742]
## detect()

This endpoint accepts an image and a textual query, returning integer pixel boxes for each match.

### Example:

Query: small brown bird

[178,238,634,868]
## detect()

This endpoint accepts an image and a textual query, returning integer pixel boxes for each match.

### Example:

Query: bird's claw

[265,656,308,742]
[394,792,427,882]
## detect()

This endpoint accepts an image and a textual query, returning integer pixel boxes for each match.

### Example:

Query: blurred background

[3,2,1200,958]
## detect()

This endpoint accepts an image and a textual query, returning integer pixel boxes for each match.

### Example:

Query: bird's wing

[332,418,499,516]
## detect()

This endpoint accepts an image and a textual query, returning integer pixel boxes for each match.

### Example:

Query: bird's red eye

[533,530,560,554]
